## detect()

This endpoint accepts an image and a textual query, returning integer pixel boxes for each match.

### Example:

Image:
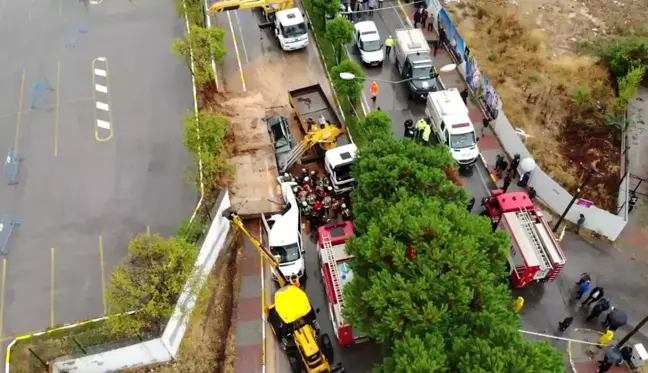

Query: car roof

[355,21,380,40]
[276,9,305,26]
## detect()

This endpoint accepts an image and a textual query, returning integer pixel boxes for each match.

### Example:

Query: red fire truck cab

[317,222,370,347]
[481,190,566,288]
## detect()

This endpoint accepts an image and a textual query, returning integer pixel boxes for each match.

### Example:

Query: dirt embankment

[448,0,621,210]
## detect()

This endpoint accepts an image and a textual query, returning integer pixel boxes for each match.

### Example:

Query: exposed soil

[125,231,243,373]
[448,0,622,210]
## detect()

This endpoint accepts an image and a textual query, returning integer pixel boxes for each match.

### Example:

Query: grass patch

[448,0,622,211]
[301,6,368,147]
[9,315,141,373]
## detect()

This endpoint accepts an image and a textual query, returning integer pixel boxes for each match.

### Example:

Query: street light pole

[617,314,648,348]
[552,168,595,232]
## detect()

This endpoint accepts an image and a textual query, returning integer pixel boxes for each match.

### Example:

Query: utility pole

[553,169,594,232]
[617,314,648,348]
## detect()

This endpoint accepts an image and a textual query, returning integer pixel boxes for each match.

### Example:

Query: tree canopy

[311,0,342,27]
[345,138,564,372]
[172,25,227,85]
[361,110,392,140]
[325,16,355,63]
[107,234,198,335]
[330,59,365,106]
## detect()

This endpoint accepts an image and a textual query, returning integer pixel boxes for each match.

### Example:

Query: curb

[568,328,604,373]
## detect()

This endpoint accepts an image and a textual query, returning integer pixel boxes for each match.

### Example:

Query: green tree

[172,25,227,85]
[376,330,448,373]
[361,110,392,140]
[310,0,341,29]
[183,111,228,155]
[599,37,648,78]
[176,0,205,27]
[331,59,365,106]
[325,16,354,63]
[107,234,198,335]
[618,66,647,108]
[350,138,467,232]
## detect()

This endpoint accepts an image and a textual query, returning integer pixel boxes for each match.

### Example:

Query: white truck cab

[262,181,306,282]
[274,9,309,51]
[354,21,384,66]
[425,88,479,167]
[325,144,357,194]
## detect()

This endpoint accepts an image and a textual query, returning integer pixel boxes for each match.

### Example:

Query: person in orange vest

[370,81,379,102]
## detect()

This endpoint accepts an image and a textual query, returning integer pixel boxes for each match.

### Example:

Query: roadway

[0,0,195,349]
[212,1,496,371]
[344,1,496,207]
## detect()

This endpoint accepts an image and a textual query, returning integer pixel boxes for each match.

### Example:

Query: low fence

[48,190,232,373]
[425,0,628,240]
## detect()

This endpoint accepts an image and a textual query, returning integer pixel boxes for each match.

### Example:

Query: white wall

[51,190,232,373]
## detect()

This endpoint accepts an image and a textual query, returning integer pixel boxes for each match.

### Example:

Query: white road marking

[393,1,407,27]
[96,119,110,129]
[234,11,250,64]
[226,12,246,92]
[94,68,106,77]
[96,102,109,111]
[474,163,492,193]
[95,84,107,93]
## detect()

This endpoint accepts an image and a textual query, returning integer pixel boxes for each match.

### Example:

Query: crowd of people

[282,170,352,237]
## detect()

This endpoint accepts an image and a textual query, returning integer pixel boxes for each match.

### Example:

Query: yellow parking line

[14,69,26,152]
[50,248,55,328]
[99,236,107,315]
[226,12,246,92]
[54,61,61,157]
[0,259,7,340]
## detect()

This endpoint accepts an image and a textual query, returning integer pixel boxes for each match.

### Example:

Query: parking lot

[0,0,195,343]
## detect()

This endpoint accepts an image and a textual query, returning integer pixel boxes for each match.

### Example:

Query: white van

[425,89,479,167]
[262,181,306,282]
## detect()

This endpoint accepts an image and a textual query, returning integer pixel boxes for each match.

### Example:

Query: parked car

[354,21,384,67]
[267,116,293,167]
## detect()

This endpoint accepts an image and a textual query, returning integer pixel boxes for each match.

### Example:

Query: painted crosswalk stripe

[95,84,107,93]
[94,68,106,77]
[97,120,110,129]
[96,102,109,111]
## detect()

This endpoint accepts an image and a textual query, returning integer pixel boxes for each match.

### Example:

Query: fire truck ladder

[322,233,344,307]
[516,209,550,269]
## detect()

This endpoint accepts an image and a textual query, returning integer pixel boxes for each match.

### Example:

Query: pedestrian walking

[558,316,574,332]
[528,187,537,201]
[378,0,383,8]
[598,330,615,348]
[509,154,521,175]
[413,5,424,28]
[512,296,525,313]
[367,0,376,17]
[369,81,379,103]
[427,18,434,32]
[577,272,591,286]
[415,118,426,141]
[502,174,512,192]
[467,197,475,212]
[345,3,352,20]
[385,35,394,57]
[435,27,447,57]
[575,214,586,234]
[422,121,431,145]
[582,286,604,306]
[421,8,429,29]
[460,88,468,105]
[587,298,611,322]
[575,279,591,299]
[629,193,638,213]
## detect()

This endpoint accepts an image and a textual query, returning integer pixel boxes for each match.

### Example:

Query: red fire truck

[481,190,566,288]
[317,222,370,347]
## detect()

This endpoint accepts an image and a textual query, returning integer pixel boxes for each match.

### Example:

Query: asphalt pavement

[344,2,495,208]
[0,0,195,349]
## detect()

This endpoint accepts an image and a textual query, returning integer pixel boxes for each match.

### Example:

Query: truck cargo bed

[288,84,350,146]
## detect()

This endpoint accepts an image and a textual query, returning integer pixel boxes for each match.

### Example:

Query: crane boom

[208,0,294,13]
[222,208,291,287]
